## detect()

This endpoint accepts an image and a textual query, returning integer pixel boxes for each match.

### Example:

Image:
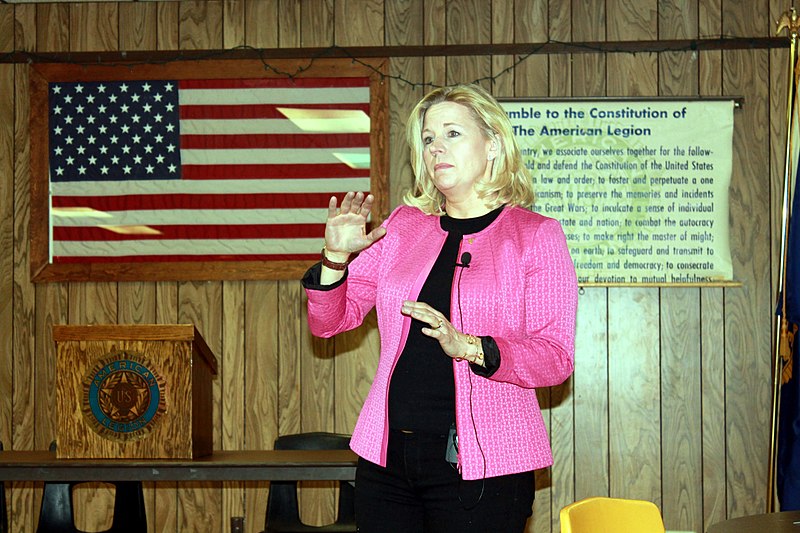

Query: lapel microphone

[456,252,472,268]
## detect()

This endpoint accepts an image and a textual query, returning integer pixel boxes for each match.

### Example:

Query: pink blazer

[306,205,577,480]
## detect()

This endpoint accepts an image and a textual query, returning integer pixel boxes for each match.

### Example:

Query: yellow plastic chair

[560,496,666,533]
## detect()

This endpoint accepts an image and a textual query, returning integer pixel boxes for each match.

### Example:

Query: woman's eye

[447,130,460,138]
[423,136,434,145]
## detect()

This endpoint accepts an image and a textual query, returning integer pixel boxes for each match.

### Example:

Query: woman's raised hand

[323,192,387,260]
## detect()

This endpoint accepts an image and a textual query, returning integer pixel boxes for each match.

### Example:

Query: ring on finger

[434,319,444,330]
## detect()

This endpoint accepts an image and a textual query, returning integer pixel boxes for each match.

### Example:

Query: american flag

[47,77,372,263]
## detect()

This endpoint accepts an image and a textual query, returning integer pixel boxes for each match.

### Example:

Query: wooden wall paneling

[660,288,702,530]
[300,0,333,47]
[572,288,610,500]
[569,0,610,515]
[244,280,277,533]
[222,281,246,532]
[547,0,572,97]
[35,3,68,52]
[490,0,514,98]
[178,0,223,51]
[244,0,278,48]
[658,1,698,96]
[608,288,661,502]
[0,27,13,455]
[770,0,792,327]
[658,6,702,529]
[606,0,661,506]
[278,281,301,437]
[69,3,118,52]
[14,7,37,532]
[510,0,548,100]
[223,0,245,48]
[11,50,36,533]
[13,4,35,53]
[606,0,657,97]
[301,283,337,526]
[423,0,446,88]
[570,0,605,98]
[277,0,301,47]
[119,1,157,51]
[546,4,575,531]
[722,3,771,519]
[68,283,118,326]
[701,287,727,529]
[154,281,179,533]
[0,5,12,52]
[721,46,772,518]
[445,0,490,87]
[13,6,38,531]
[332,310,378,525]
[334,0,384,46]
[333,311,379,434]
[33,283,67,453]
[177,281,224,532]
[156,1,180,50]
[697,0,727,527]
[285,280,334,527]
[117,283,157,324]
[722,0,768,37]
[385,0,421,206]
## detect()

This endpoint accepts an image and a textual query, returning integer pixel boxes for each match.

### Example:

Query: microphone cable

[455,253,487,509]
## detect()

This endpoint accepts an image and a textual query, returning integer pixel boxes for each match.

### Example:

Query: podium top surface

[52,324,218,373]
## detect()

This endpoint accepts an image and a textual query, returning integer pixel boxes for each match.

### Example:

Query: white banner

[502,100,734,285]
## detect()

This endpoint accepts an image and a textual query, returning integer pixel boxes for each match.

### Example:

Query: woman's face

[421,101,496,204]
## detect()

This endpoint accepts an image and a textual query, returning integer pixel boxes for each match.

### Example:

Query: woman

[302,84,577,532]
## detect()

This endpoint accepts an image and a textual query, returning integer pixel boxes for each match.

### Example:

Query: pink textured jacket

[305,204,577,480]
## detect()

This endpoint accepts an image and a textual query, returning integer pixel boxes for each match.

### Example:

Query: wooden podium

[52,324,218,459]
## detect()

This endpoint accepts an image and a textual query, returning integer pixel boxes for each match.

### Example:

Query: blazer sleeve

[489,217,578,388]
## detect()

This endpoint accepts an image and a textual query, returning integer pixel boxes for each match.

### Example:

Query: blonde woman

[303,84,577,533]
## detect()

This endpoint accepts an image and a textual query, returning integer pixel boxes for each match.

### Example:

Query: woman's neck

[443,196,493,219]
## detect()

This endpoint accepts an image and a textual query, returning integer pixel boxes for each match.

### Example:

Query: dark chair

[36,481,147,533]
[263,432,356,533]
[36,444,146,533]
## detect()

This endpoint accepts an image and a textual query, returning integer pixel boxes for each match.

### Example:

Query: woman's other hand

[400,300,484,366]
[324,191,387,261]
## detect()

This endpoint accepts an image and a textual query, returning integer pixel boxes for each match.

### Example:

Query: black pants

[354,429,535,533]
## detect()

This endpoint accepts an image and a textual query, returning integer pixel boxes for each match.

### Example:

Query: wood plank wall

[0,0,787,531]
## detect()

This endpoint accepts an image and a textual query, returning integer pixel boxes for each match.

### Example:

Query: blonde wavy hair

[403,84,535,215]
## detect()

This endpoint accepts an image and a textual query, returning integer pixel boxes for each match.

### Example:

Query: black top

[388,207,503,433]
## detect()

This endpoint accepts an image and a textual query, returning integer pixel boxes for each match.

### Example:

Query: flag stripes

[47,76,372,263]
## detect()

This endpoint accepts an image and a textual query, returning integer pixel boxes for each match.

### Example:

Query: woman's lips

[434,163,453,171]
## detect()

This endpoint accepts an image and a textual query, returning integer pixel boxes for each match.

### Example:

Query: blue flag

[778,75,800,510]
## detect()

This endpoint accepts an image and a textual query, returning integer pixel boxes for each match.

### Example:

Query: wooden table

[0,449,358,532]
[707,511,800,533]
[0,449,358,482]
